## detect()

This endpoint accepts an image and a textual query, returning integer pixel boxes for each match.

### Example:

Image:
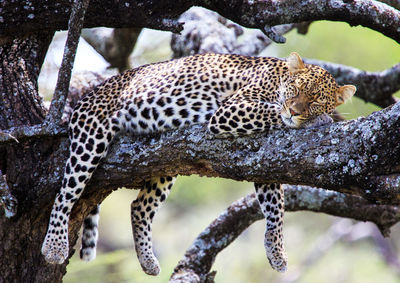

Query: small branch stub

[262,24,286,43]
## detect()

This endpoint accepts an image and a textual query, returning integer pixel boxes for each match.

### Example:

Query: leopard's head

[279,52,356,128]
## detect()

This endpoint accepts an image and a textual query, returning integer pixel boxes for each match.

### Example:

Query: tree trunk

[0,32,70,283]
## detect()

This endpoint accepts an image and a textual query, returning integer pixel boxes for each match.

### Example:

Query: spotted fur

[41,52,355,273]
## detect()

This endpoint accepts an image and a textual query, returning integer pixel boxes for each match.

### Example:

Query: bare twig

[46,0,91,124]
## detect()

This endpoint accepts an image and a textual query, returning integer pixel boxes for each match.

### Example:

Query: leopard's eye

[311,101,324,107]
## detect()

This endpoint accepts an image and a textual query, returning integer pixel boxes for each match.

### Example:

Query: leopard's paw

[41,233,69,264]
[140,255,161,276]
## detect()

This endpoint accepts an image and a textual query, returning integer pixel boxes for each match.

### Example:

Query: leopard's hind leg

[254,183,287,272]
[131,176,176,275]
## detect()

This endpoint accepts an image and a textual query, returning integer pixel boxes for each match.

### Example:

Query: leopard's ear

[336,85,356,106]
[287,52,306,74]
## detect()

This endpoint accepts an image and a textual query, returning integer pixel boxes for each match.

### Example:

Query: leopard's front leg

[207,93,283,137]
[131,176,176,275]
[255,183,287,272]
[207,92,287,271]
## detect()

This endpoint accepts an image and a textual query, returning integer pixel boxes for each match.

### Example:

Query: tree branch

[201,0,400,44]
[2,1,400,44]
[93,101,400,205]
[2,101,400,205]
[170,188,400,282]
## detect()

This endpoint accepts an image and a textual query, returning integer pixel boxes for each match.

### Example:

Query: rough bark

[0,34,51,129]
[3,100,400,206]
[0,1,90,281]
[0,32,69,283]
[1,0,400,44]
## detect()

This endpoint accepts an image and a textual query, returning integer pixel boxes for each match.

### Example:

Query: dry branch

[46,0,91,124]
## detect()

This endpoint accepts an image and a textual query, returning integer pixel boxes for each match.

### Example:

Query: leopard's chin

[280,113,301,128]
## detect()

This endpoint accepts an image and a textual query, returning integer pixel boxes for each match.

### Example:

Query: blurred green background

[39,17,400,283]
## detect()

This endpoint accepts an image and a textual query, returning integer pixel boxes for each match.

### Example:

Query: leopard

[41,52,356,274]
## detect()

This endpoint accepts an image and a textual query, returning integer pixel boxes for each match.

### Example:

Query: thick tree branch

[88,102,400,206]
[201,0,400,43]
[0,33,52,129]
[170,189,400,282]
[2,101,400,204]
[1,1,400,44]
